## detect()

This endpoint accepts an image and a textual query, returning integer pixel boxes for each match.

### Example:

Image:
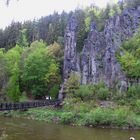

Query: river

[0,117,140,140]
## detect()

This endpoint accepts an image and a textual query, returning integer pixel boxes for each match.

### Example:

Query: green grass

[1,102,140,129]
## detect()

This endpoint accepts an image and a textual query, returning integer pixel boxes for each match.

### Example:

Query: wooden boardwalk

[0,100,61,111]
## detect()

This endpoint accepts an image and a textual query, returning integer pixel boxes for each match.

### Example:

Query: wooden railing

[0,100,61,111]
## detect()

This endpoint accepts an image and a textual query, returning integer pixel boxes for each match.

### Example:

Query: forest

[0,0,140,129]
[0,0,139,102]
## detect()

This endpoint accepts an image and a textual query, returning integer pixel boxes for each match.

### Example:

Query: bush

[75,85,94,101]
[48,84,60,99]
[126,113,140,128]
[84,108,113,126]
[73,102,93,113]
[64,72,81,95]
[112,108,128,126]
[135,100,140,109]
[132,99,140,114]
[83,107,140,127]
[74,81,110,101]
[127,85,140,98]
[94,81,110,100]
[117,29,140,78]
[97,87,110,100]
[19,92,28,102]
[60,112,75,124]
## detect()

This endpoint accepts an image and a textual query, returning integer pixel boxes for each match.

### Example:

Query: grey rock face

[120,80,128,93]
[63,17,80,79]
[103,7,140,87]
[64,6,140,89]
[81,6,140,88]
[81,23,106,84]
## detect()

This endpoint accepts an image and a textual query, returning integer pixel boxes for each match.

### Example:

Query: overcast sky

[0,0,117,29]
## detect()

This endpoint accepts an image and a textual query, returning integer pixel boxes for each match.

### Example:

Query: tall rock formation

[81,7,140,90]
[81,22,106,84]
[63,6,140,90]
[59,17,80,99]
[63,17,80,80]
[104,7,140,88]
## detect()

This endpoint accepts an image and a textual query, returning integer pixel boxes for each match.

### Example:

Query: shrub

[126,113,140,128]
[63,97,82,111]
[84,108,113,126]
[75,81,110,101]
[132,99,140,114]
[135,99,140,109]
[60,112,75,124]
[75,85,94,101]
[112,108,131,127]
[73,102,92,113]
[127,85,140,98]
[97,87,110,100]
[19,92,28,102]
[117,29,140,78]
[64,72,81,95]
[7,63,21,102]
[95,81,110,100]
[48,84,60,99]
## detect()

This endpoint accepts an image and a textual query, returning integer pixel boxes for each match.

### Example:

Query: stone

[63,16,80,79]
[63,6,140,92]
[81,6,140,88]
[120,80,128,93]
[81,22,105,84]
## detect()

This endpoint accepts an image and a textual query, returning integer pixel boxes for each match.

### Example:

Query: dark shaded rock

[81,22,106,84]
[81,6,140,88]
[63,6,140,92]
[63,16,80,80]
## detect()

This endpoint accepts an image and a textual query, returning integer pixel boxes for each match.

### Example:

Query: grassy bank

[1,100,140,129]
[1,79,140,129]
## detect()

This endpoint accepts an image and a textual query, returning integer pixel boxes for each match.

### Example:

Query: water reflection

[0,117,139,140]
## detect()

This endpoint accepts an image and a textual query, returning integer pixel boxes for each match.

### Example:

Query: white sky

[0,0,116,29]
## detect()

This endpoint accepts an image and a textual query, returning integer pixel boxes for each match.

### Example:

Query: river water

[0,117,140,140]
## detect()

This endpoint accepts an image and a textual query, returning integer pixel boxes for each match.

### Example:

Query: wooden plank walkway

[0,100,61,111]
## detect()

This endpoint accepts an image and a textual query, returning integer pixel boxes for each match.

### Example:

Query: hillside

[0,0,140,129]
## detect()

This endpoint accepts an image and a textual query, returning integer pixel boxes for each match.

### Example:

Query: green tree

[7,62,21,102]
[17,28,29,47]
[85,17,91,32]
[22,41,60,98]
[117,29,140,78]
[3,22,21,50]
[45,63,61,98]
[125,0,140,8]
[5,45,22,102]
[0,49,9,101]
[64,72,81,95]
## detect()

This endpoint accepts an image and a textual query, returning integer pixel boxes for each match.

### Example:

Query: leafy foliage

[74,81,110,101]
[117,30,140,78]
[0,40,61,100]
[5,45,22,102]
[17,28,29,47]
[21,41,61,98]
[0,49,9,100]
[64,72,81,95]
[124,0,140,8]
[7,63,21,102]
[127,85,140,98]
[0,2,125,51]
[75,85,93,101]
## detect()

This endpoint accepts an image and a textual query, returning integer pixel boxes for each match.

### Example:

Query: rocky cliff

[63,6,140,90]
[63,16,80,80]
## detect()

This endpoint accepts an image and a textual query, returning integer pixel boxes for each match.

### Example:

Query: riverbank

[1,115,140,140]
[0,101,140,130]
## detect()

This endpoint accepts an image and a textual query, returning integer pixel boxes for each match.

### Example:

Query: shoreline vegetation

[0,0,140,132]
[0,99,140,130]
